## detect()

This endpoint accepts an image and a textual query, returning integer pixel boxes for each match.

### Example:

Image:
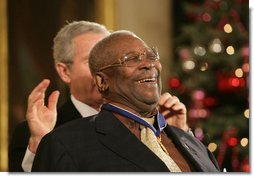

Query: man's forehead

[116,34,140,42]
[113,36,145,51]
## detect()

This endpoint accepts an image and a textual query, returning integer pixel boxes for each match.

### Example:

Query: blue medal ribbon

[101,103,167,137]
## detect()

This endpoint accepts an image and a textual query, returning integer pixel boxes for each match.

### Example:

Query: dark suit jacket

[32,110,220,172]
[8,99,82,172]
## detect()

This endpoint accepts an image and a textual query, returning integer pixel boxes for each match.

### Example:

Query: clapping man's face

[65,33,107,108]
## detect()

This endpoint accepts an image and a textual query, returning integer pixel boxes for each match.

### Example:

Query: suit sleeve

[32,132,79,172]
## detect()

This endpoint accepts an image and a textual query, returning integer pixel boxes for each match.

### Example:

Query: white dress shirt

[22,95,99,172]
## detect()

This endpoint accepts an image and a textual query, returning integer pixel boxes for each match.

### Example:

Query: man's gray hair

[53,21,110,64]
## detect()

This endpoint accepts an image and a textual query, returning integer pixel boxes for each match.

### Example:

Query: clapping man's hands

[26,79,60,153]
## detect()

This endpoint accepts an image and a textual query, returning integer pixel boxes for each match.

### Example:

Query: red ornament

[242,163,250,172]
[203,97,217,107]
[202,12,211,22]
[242,63,249,73]
[227,137,238,147]
[230,77,245,88]
[169,77,181,89]
[241,156,250,172]
[217,73,245,92]
[241,46,249,57]
[179,48,191,61]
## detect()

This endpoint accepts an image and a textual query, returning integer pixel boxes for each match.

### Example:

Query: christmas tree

[170,0,249,172]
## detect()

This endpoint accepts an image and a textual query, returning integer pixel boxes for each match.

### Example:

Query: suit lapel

[56,99,82,127]
[95,110,169,172]
[164,125,219,172]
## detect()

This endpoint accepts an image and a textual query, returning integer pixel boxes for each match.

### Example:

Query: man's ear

[95,72,109,93]
[55,62,71,84]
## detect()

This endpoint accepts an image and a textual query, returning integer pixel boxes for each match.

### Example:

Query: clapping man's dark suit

[8,99,81,171]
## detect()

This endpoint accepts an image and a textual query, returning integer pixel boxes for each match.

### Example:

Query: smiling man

[31,30,220,172]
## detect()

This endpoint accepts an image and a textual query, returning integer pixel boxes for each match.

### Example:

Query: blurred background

[0,0,249,172]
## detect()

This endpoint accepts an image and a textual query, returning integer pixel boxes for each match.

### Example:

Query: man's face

[68,33,107,108]
[104,36,162,114]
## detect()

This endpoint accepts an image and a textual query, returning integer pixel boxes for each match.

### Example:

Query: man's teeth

[138,78,156,83]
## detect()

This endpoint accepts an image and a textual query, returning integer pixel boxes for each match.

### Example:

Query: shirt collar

[70,95,98,117]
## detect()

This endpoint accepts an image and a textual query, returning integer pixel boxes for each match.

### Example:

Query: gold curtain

[0,0,8,172]
[95,0,116,31]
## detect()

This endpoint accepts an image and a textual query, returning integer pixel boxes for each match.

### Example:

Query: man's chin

[94,96,104,105]
[142,94,160,104]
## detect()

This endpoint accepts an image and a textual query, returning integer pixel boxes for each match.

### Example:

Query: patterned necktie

[140,117,182,172]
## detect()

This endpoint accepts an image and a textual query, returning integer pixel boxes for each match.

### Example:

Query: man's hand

[159,92,189,132]
[27,79,60,153]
